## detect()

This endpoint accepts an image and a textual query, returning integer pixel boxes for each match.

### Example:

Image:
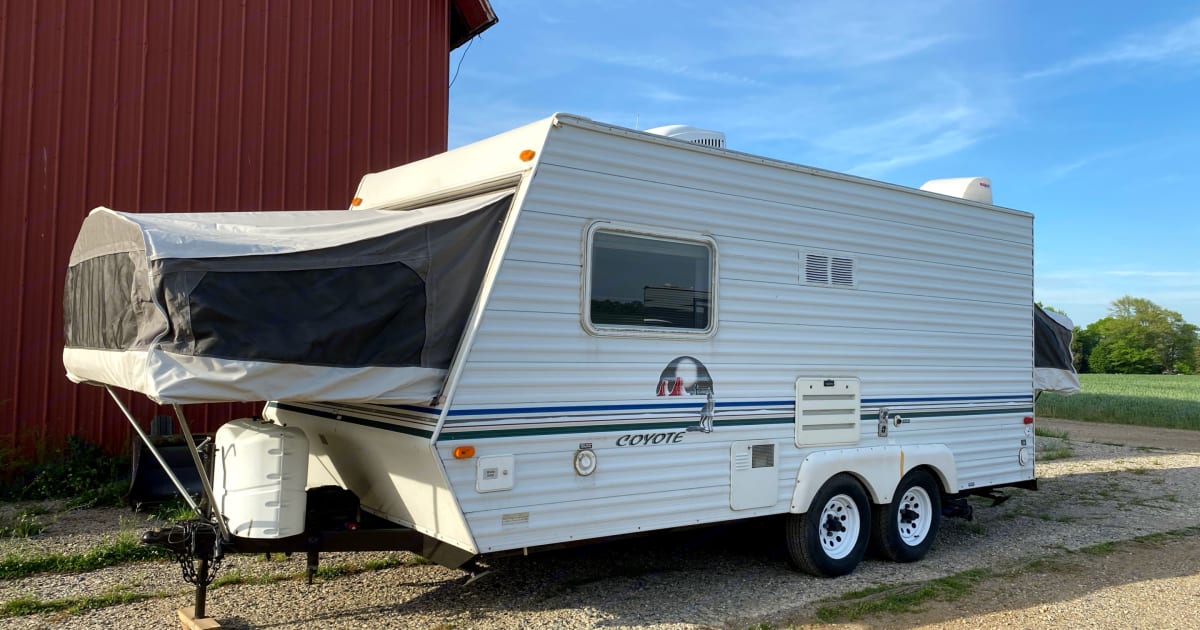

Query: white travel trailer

[65,114,1068,607]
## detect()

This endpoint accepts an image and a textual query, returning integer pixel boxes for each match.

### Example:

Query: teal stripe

[275,402,434,439]
[859,407,1033,421]
[438,407,1029,441]
[439,416,795,441]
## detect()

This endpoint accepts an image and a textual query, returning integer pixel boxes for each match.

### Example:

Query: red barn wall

[0,0,452,461]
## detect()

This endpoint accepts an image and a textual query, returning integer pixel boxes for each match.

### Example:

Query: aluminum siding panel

[0,0,452,460]
[441,122,1034,552]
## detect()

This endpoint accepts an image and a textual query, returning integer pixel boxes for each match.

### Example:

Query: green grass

[148,499,199,522]
[0,588,158,618]
[0,531,168,579]
[0,511,48,538]
[1034,426,1070,439]
[0,549,422,619]
[1079,541,1118,555]
[211,553,420,589]
[815,568,991,621]
[813,528,1200,624]
[1037,374,1200,430]
[1036,438,1074,461]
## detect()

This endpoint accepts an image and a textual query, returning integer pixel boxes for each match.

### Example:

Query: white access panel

[730,440,778,510]
[796,377,861,447]
[476,455,515,493]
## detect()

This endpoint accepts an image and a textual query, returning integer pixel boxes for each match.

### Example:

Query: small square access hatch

[476,455,514,492]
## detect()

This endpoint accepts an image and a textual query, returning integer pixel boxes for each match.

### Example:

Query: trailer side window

[588,230,713,332]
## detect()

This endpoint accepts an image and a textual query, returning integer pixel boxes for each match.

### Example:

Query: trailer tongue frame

[105,383,476,621]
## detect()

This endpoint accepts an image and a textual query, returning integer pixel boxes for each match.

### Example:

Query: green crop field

[1036,374,1200,430]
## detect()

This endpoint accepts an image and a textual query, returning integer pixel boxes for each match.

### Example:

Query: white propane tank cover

[919,177,993,204]
[213,418,309,539]
[644,124,727,149]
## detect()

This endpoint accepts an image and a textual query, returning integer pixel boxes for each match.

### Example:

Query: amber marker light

[453,445,476,459]
[351,197,363,206]
[519,149,536,162]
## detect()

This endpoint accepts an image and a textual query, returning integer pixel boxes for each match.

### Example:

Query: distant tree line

[1047,296,1199,375]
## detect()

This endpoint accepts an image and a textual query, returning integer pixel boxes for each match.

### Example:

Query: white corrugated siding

[441,118,1033,552]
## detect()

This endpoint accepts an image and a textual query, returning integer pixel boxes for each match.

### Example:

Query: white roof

[78,189,512,262]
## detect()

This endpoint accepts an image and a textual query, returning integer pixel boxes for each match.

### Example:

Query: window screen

[589,231,712,330]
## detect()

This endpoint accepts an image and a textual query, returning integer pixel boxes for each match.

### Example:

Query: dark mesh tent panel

[64,252,145,350]
[1034,305,1080,395]
[1034,306,1073,371]
[181,260,428,366]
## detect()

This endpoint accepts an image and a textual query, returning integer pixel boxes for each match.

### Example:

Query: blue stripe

[381,403,443,415]
[274,402,433,438]
[446,401,712,417]
[862,394,1032,404]
[441,394,1031,418]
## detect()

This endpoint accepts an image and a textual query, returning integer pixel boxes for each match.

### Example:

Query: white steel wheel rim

[819,494,861,559]
[896,486,933,546]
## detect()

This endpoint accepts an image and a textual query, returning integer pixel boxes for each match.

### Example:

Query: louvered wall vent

[751,443,775,468]
[795,377,861,447]
[804,253,856,287]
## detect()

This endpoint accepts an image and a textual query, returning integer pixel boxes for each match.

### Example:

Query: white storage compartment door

[795,377,861,447]
[730,441,778,510]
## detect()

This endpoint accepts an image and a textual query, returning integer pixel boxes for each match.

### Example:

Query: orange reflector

[519,149,536,162]
[1023,416,1034,424]
[351,197,363,206]
[453,445,476,459]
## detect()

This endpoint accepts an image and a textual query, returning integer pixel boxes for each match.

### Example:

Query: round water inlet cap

[1018,447,1030,466]
[574,449,597,476]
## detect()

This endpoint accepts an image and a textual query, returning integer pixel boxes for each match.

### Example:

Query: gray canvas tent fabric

[63,191,513,404]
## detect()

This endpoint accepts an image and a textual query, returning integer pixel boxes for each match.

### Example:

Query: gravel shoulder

[3,420,1199,629]
[796,531,1200,629]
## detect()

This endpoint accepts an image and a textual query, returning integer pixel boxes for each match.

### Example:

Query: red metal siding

[0,0,452,461]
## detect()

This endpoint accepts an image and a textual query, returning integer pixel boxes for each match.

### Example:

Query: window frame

[582,221,718,338]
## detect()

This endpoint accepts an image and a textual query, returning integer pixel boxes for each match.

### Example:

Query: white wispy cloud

[450,1,1009,176]
[833,104,989,176]
[798,75,1010,176]
[597,54,761,86]
[1025,14,1200,79]
[640,84,690,103]
[1043,147,1127,182]
[712,0,959,67]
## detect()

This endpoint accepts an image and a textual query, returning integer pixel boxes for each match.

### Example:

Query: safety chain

[164,520,224,586]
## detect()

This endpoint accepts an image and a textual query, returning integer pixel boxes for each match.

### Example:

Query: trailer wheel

[786,474,870,577]
[872,468,941,563]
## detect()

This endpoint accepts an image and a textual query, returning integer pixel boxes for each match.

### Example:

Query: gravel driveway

[2,419,1198,629]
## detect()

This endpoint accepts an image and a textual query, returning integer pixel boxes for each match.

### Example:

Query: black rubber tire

[785,474,871,577]
[871,468,942,563]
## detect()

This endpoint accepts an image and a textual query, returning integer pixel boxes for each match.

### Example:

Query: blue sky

[448,1,1200,327]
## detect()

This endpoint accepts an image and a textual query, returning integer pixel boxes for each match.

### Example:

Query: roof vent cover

[645,124,726,149]
[919,177,993,204]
